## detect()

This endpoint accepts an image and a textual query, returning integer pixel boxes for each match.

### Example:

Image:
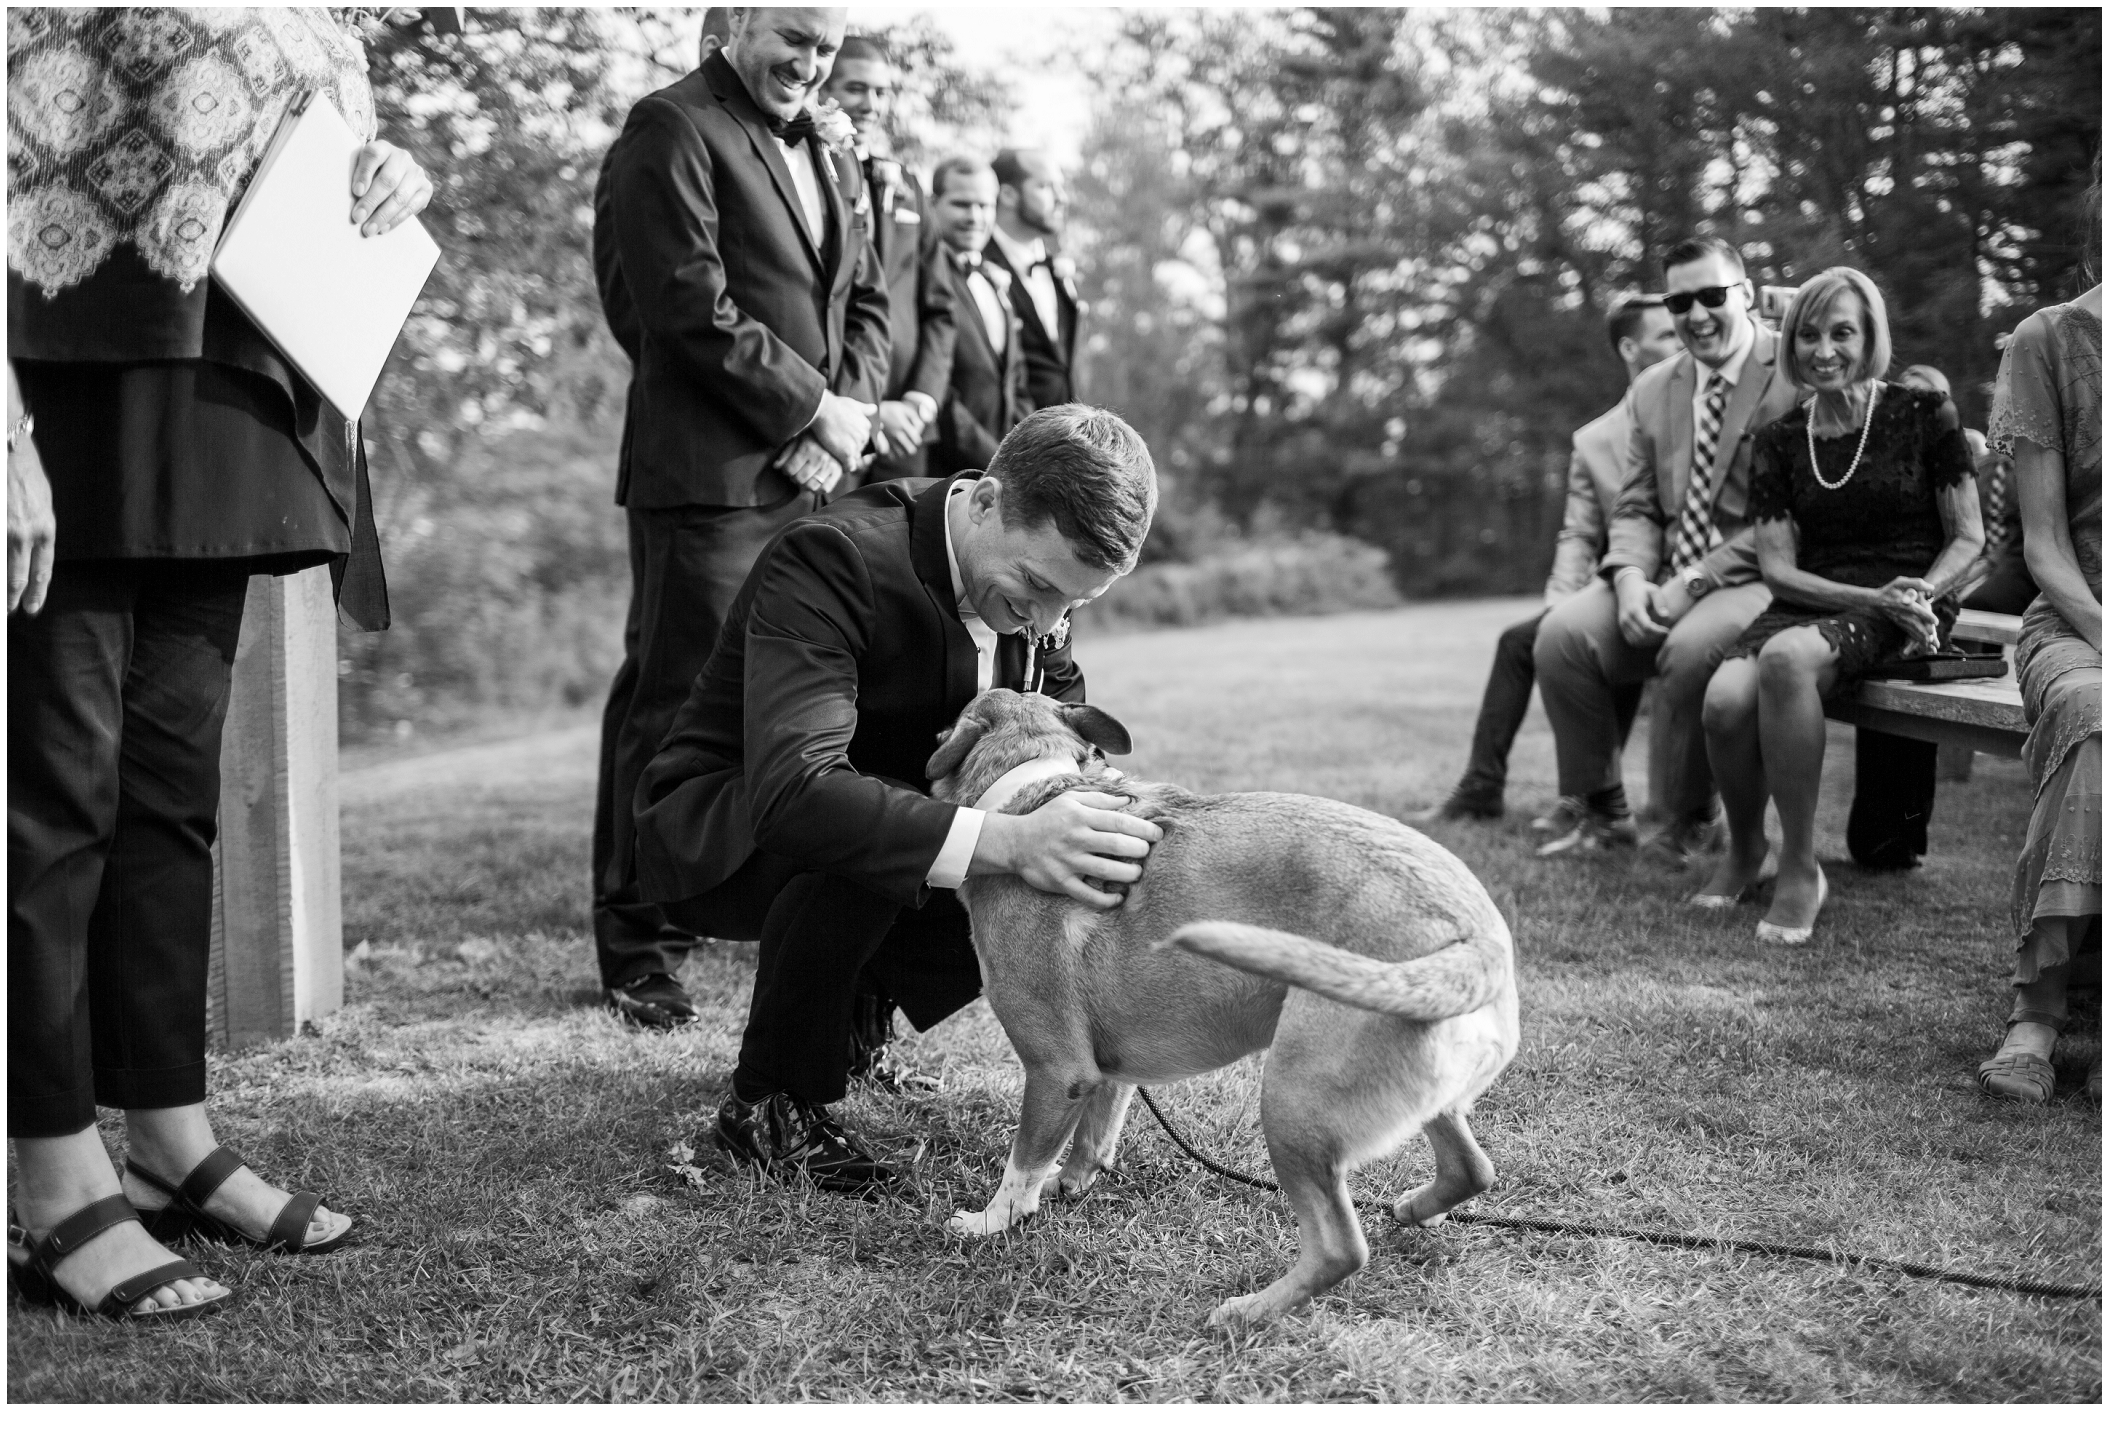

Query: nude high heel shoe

[1755,869,1827,946]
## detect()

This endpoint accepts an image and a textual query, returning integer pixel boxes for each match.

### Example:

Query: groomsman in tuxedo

[984,148,1082,409]
[588,6,888,1028]
[821,35,956,485]
[928,157,1034,476]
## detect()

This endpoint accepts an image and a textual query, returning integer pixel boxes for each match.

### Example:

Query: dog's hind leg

[1392,1108,1495,1227]
[1055,1083,1135,1199]
[1207,1129,1368,1330]
[947,1070,1094,1237]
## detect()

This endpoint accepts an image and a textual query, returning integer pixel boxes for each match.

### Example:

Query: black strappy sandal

[125,1146,361,1256]
[7,1196,228,1323]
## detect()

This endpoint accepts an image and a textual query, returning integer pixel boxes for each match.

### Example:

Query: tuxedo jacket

[931,256,1033,475]
[865,163,956,405]
[1602,324,1801,589]
[598,53,891,510]
[983,233,1082,410]
[632,477,1086,910]
[1544,392,1636,602]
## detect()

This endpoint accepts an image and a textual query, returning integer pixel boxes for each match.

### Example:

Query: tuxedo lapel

[708,60,826,271]
[908,478,979,711]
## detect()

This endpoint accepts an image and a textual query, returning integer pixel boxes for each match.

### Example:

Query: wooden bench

[1823,608,2028,761]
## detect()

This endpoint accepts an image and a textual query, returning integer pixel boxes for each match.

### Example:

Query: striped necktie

[1667,370,1730,575]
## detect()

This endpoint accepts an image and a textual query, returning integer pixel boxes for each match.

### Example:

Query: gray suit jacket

[1602,324,1801,588]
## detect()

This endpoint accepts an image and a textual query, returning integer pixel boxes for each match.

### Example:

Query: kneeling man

[631,406,1163,1191]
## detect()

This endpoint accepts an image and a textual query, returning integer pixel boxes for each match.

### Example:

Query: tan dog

[928,688,1520,1327]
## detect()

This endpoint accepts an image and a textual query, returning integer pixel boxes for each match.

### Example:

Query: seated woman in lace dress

[1975,277,2101,1105]
[1692,267,1982,944]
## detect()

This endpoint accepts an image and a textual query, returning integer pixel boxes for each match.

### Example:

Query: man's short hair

[1661,235,1745,280]
[930,155,991,201]
[992,148,1040,191]
[990,406,1158,573]
[1605,292,1666,358]
[838,34,890,66]
[1777,266,1893,389]
[699,7,732,62]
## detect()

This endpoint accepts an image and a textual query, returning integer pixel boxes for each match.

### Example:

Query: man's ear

[926,714,990,780]
[1060,704,1131,757]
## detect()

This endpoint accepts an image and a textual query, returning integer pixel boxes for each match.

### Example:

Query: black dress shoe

[1407,787,1504,826]
[603,973,698,1030]
[712,1089,895,1193]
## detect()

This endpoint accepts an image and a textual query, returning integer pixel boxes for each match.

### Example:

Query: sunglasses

[1664,283,1744,314]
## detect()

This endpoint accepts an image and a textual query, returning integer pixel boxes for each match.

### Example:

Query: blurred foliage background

[340,6,2100,740]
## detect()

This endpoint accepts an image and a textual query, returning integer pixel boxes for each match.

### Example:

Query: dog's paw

[946,1205,1026,1238]
[1391,1186,1450,1228]
[1054,1161,1103,1199]
[1206,1293,1279,1331]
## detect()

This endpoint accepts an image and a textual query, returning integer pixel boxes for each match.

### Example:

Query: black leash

[1132,1086,2103,1303]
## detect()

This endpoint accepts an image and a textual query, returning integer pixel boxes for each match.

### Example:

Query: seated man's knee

[1534,588,1601,675]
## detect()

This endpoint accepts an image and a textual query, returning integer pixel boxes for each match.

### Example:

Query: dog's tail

[1160,922,1504,1022]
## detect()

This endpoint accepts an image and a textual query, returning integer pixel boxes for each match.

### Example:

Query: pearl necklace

[1806,380,1882,491]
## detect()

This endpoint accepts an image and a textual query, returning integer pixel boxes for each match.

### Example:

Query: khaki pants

[1533,577,1771,823]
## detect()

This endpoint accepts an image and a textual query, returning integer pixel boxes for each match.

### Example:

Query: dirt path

[340,721,599,806]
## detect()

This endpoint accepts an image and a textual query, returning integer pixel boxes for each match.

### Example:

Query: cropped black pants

[8,561,248,1137]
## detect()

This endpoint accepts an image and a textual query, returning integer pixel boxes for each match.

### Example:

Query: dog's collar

[971,754,1082,813]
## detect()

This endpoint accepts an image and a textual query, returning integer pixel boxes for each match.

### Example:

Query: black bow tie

[767,110,818,144]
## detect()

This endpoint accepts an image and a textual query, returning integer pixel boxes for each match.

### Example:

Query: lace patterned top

[6,7,374,361]
[1989,301,2102,604]
[1748,383,1971,588]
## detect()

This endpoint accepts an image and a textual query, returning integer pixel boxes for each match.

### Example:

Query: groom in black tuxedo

[632,406,1163,1192]
[590,6,889,1029]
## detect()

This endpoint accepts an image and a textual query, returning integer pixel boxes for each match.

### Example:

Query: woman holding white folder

[6,8,433,1322]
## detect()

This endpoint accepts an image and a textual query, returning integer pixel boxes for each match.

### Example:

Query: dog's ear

[1059,703,1132,756]
[926,713,991,780]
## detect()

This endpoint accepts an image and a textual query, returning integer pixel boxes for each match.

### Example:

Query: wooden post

[205,568,344,1050]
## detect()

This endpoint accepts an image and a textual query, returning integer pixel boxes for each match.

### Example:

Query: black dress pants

[1456,610,1641,803]
[1847,730,1938,870]
[663,851,982,1106]
[592,493,816,989]
[8,560,248,1137]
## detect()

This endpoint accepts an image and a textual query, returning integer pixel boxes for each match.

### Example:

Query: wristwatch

[6,411,31,452]
[1678,566,1714,598]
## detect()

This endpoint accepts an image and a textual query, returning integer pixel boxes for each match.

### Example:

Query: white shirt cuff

[925,807,986,890]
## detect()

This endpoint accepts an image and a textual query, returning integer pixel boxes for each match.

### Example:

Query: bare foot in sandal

[124,1108,355,1253]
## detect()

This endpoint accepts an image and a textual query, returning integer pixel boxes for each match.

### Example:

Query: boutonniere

[1048,254,1076,285]
[1034,613,1072,651]
[811,99,858,154]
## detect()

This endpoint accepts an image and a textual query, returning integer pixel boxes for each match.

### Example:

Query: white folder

[210,90,441,421]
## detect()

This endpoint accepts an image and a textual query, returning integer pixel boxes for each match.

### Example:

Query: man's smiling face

[727,7,846,122]
[1664,252,1751,370]
[954,477,1122,637]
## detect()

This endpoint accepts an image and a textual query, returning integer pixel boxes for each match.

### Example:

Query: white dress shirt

[1690,321,1756,462]
[960,256,1010,355]
[926,478,999,888]
[775,136,826,247]
[991,226,1061,340]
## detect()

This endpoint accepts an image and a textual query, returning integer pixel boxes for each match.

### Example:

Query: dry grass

[8,600,2100,1402]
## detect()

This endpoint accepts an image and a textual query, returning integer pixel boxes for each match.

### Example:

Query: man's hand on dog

[974,791,1163,909]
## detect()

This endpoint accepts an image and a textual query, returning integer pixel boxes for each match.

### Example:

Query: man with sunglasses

[1534,237,1800,867]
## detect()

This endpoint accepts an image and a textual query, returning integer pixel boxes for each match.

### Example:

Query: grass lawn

[8,600,2100,1402]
